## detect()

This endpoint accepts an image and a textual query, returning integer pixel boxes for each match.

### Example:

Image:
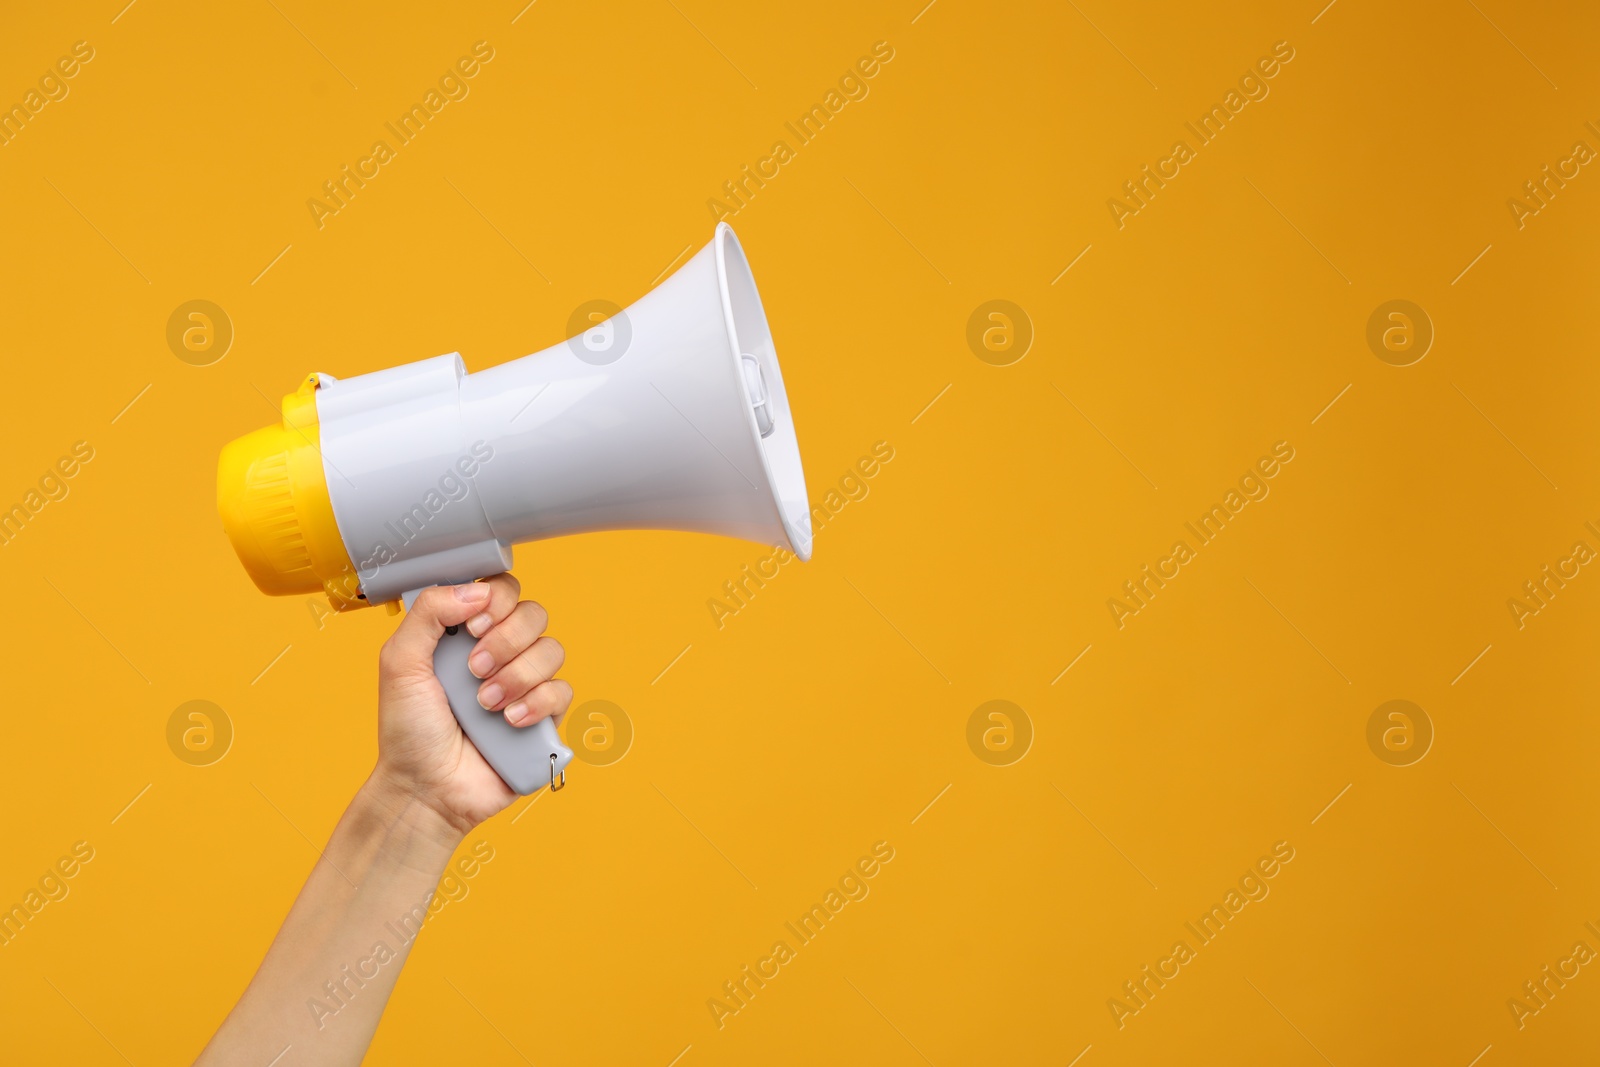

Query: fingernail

[465,612,492,637]
[469,651,494,677]
[456,583,490,602]
[505,701,529,725]
[478,682,504,709]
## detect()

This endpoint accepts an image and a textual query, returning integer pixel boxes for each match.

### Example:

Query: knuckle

[492,614,528,648]
[504,647,557,690]
[517,600,549,632]
[540,636,566,668]
[491,605,544,652]
[502,657,536,689]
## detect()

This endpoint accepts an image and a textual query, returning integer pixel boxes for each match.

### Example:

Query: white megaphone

[218,223,810,794]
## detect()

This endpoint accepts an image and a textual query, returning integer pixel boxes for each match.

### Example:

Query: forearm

[197,775,464,1066]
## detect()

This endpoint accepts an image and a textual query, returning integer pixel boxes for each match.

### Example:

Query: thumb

[380,583,492,677]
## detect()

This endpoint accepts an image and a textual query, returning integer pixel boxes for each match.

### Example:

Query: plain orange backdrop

[1,1,1598,1064]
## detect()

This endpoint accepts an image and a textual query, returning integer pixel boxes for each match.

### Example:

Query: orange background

[2,0,1598,1063]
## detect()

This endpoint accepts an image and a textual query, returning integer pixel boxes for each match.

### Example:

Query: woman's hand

[199,573,569,1065]
[371,574,572,834]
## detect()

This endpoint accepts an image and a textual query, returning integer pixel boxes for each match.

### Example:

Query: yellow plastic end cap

[217,380,360,607]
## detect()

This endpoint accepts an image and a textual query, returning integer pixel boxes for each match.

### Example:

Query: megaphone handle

[432,622,575,795]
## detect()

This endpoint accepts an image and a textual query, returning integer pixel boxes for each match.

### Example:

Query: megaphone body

[219,224,810,794]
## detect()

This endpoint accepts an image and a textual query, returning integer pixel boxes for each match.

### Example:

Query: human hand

[370,574,572,835]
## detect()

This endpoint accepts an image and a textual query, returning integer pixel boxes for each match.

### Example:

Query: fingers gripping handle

[433,625,573,794]
[390,575,572,793]
[402,583,573,796]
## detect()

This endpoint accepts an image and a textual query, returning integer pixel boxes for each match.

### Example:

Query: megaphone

[217,223,810,794]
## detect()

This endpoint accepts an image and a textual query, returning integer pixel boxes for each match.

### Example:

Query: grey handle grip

[433,621,574,795]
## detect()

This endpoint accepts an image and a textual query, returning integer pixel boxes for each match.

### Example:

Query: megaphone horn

[218,223,810,794]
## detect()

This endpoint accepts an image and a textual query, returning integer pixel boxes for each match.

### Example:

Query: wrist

[358,771,469,857]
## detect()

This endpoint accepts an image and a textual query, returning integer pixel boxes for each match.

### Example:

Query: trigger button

[445,624,460,636]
